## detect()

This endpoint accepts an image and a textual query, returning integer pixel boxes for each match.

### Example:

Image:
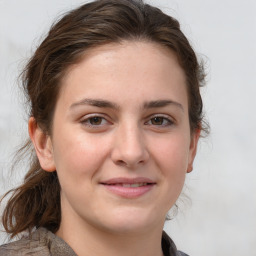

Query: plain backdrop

[0,0,255,255]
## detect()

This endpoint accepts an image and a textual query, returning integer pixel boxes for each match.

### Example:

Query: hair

[1,0,207,238]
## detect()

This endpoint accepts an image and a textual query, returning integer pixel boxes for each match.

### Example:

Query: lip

[100,177,156,198]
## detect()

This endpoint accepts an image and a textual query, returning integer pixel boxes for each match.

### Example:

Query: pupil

[153,117,163,125]
[90,117,102,125]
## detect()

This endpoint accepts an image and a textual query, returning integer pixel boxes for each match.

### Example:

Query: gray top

[0,228,189,256]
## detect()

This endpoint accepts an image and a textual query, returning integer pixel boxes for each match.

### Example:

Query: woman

[0,0,207,255]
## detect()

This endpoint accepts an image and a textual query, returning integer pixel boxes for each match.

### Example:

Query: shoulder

[162,231,190,256]
[0,228,51,256]
[0,228,77,256]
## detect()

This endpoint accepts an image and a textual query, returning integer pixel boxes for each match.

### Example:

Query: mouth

[100,177,156,198]
[109,183,149,187]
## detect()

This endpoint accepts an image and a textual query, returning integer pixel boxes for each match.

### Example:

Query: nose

[111,123,149,168]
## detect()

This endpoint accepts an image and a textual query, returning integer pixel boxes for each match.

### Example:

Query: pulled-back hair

[1,0,207,238]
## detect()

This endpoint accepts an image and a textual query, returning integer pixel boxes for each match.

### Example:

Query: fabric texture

[0,228,189,256]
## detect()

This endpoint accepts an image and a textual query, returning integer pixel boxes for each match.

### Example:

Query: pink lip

[101,177,155,184]
[100,177,156,198]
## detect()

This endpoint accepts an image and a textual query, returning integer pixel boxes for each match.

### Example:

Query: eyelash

[80,114,174,129]
[145,115,174,127]
[80,114,110,128]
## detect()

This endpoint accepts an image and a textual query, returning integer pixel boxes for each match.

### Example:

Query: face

[32,41,200,235]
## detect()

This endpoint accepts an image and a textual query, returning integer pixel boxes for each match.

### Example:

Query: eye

[88,116,104,125]
[146,115,174,127]
[80,115,110,128]
[151,117,165,125]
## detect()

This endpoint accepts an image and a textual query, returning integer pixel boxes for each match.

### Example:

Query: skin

[29,41,200,256]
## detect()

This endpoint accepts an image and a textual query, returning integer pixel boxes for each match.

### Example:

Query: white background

[0,0,255,255]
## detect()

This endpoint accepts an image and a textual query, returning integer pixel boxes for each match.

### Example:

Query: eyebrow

[143,100,184,111]
[70,98,119,110]
[70,98,183,111]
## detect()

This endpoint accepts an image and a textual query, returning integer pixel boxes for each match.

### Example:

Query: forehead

[58,41,187,109]
[64,40,184,79]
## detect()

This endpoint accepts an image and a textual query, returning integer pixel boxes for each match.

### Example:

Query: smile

[100,178,156,198]
[116,183,148,187]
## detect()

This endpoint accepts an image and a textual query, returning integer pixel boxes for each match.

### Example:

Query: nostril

[116,159,126,166]
[111,142,149,167]
[115,158,145,167]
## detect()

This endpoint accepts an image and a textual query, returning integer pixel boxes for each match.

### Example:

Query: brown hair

[1,0,207,238]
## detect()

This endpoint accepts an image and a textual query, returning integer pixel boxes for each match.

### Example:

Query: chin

[99,207,163,234]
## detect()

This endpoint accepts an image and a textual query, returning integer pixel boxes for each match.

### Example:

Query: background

[0,0,255,255]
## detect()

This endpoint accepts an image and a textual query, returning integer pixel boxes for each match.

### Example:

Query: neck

[56,217,164,256]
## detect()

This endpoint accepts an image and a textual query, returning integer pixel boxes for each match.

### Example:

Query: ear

[28,117,56,172]
[187,128,201,173]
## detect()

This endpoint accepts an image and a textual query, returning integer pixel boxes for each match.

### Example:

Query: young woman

[0,0,207,255]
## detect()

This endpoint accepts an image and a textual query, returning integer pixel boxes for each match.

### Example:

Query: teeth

[122,183,147,187]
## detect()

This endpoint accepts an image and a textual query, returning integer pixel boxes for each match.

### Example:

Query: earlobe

[187,128,201,173]
[28,117,56,172]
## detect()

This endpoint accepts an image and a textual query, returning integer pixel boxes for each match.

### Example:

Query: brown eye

[146,115,173,127]
[151,117,164,125]
[89,117,103,125]
[81,115,110,129]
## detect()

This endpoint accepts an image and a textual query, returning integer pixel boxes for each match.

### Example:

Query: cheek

[151,134,190,171]
[52,129,110,180]
[149,133,191,199]
[154,136,190,204]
